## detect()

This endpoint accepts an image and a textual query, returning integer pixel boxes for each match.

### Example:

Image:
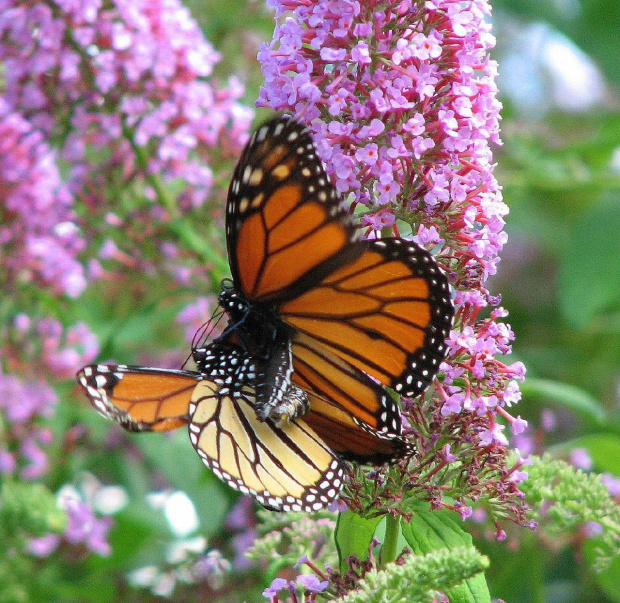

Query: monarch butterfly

[77,115,453,512]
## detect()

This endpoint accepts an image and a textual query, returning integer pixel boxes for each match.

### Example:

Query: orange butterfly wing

[281,238,453,400]
[226,115,362,303]
[77,365,197,432]
[77,362,346,512]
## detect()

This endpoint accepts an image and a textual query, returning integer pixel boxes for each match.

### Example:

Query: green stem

[121,120,229,283]
[168,218,229,281]
[381,514,401,566]
[122,121,179,219]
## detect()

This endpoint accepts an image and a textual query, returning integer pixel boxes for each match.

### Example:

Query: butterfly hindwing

[189,342,344,512]
[291,331,402,435]
[189,381,343,513]
[301,390,411,463]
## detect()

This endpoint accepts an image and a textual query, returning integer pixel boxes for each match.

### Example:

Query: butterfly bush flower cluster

[0,99,86,299]
[0,102,97,480]
[0,0,251,578]
[1,316,97,477]
[0,0,253,292]
[259,0,528,525]
[28,498,114,558]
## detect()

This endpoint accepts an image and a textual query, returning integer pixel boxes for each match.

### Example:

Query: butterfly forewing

[281,238,454,399]
[226,115,362,303]
[77,365,197,432]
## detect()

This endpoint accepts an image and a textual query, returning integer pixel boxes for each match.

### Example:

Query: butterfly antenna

[181,305,228,370]
[192,306,227,350]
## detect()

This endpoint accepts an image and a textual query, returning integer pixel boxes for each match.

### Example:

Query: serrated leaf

[335,511,382,572]
[401,509,491,603]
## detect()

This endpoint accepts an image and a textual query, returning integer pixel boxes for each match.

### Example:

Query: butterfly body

[77,115,454,511]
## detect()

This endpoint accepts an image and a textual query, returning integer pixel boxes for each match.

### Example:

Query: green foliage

[333,505,491,603]
[401,509,491,603]
[520,378,607,427]
[334,546,489,603]
[335,511,382,571]
[489,9,620,599]
[559,195,620,331]
[520,456,620,572]
[561,433,620,476]
[496,110,620,400]
[0,481,66,539]
[247,509,339,585]
[0,481,66,603]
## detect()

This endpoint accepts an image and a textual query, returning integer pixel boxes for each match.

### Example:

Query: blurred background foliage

[481,1,620,601]
[8,0,618,601]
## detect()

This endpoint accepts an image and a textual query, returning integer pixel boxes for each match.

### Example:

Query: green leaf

[401,508,491,603]
[559,195,620,329]
[554,433,620,475]
[583,537,620,603]
[520,377,606,425]
[335,511,382,572]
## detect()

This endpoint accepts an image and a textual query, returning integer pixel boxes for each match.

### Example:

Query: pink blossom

[63,498,113,556]
[602,474,620,497]
[511,416,529,435]
[441,393,463,416]
[355,143,380,166]
[27,534,61,558]
[479,423,508,447]
[411,31,443,60]
[0,0,253,224]
[297,574,329,593]
[0,369,57,480]
[541,409,557,432]
[569,448,593,471]
[351,41,371,65]
[0,100,86,298]
[361,209,396,231]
